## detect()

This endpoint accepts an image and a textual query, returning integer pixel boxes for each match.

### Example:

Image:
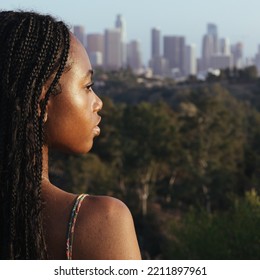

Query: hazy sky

[1,0,260,65]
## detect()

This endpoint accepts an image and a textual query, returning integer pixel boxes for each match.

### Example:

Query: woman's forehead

[69,33,91,70]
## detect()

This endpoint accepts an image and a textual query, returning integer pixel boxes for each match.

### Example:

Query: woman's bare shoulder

[73,195,141,260]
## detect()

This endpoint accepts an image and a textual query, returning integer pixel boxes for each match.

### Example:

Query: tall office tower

[202,34,214,70]
[220,38,231,55]
[150,28,163,75]
[184,44,197,76]
[73,25,86,47]
[163,36,185,75]
[86,34,104,67]
[86,34,104,54]
[207,23,218,54]
[201,23,219,70]
[127,40,142,73]
[115,14,126,41]
[231,42,243,68]
[151,28,161,59]
[115,14,127,67]
[104,28,122,70]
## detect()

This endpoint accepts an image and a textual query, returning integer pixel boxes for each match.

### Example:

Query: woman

[0,11,141,260]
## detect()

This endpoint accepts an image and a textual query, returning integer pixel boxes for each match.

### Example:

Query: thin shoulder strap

[66,194,88,260]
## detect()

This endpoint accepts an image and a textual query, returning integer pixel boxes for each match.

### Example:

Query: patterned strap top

[66,194,88,260]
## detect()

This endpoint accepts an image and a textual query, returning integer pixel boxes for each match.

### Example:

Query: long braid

[8,16,38,259]
[0,11,70,259]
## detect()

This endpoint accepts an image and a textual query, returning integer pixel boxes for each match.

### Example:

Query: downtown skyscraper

[163,35,186,76]
[151,28,160,59]
[127,40,142,73]
[150,28,169,76]
[104,28,122,70]
[103,14,128,70]
[184,44,197,76]
[86,33,104,67]
[201,23,218,70]
[115,14,127,67]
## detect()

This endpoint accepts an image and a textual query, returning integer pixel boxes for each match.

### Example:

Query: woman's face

[45,34,103,154]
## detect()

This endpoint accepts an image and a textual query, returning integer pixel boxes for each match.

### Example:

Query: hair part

[0,10,70,259]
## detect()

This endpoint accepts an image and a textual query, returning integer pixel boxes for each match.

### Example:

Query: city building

[231,42,243,69]
[210,54,232,70]
[115,14,127,67]
[127,40,142,73]
[86,34,104,67]
[86,34,104,54]
[104,28,122,70]
[201,23,220,71]
[184,44,197,76]
[202,34,214,70]
[151,28,161,59]
[115,14,127,42]
[163,35,186,76]
[207,23,218,54]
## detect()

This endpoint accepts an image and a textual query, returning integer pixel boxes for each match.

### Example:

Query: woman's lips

[93,117,101,136]
[93,125,100,136]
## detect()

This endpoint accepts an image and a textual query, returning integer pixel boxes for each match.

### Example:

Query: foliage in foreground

[162,189,260,259]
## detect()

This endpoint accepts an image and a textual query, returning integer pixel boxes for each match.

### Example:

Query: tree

[120,101,177,216]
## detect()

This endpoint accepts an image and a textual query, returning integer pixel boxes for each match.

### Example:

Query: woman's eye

[85,82,94,91]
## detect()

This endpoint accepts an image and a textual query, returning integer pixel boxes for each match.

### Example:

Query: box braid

[0,11,70,259]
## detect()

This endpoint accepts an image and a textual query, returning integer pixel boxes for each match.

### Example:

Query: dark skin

[41,34,141,260]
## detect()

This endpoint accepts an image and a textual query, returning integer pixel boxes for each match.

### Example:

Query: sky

[1,0,260,65]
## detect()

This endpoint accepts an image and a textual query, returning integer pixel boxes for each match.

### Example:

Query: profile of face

[44,34,103,154]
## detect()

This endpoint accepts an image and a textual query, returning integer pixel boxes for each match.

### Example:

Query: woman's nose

[94,93,103,112]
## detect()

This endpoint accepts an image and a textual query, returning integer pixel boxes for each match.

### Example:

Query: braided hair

[0,11,70,259]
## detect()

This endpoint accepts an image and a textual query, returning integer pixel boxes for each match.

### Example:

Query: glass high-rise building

[202,34,214,70]
[86,34,104,67]
[207,23,218,54]
[151,28,161,59]
[127,40,142,72]
[163,36,186,75]
[184,44,197,76]
[104,28,122,70]
[86,34,104,54]
[201,23,219,70]
[115,14,127,67]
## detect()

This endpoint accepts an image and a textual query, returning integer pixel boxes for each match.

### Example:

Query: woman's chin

[50,141,93,155]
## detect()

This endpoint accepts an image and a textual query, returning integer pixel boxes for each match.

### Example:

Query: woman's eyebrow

[86,69,94,78]
[81,69,94,82]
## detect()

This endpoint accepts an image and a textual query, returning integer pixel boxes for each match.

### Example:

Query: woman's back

[42,182,141,259]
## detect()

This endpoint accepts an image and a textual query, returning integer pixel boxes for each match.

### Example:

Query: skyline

[1,0,260,64]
